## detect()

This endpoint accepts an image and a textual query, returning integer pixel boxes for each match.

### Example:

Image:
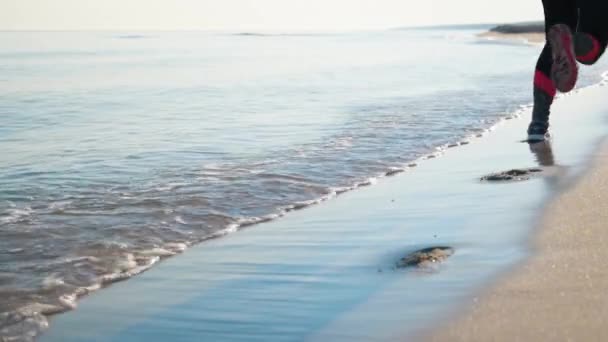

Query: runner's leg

[575,0,608,65]
[528,0,578,141]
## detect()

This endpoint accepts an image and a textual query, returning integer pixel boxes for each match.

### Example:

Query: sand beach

[478,31,545,45]
[431,127,608,341]
[478,22,545,44]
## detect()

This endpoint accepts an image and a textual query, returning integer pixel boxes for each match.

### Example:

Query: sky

[0,0,543,31]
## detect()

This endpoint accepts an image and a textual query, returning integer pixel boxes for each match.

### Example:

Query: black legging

[532,0,608,127]
[538,0,608,74]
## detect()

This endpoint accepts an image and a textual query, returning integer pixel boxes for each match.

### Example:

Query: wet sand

[429,85,608,341]
[431,143,608,341]
[40,85,608,341]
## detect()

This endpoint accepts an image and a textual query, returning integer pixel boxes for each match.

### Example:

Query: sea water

[1,27,607,339]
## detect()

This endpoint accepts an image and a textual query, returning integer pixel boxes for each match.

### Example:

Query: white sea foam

[100,256,160,284]
[48,200,72,212]
[113,254,137,271]
[210,223,239,238]
[0,309,49,341]
[164,242,188,252]
[57,295,78,310]
[41,275,65,289]
[154,182,189,192]
[0,207,33,225]
[0,278,119,341]
[138,248,175,257]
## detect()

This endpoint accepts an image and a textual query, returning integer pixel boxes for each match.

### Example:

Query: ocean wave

[0,244,184,341]
[0,93,593,341]
[3,31,608,341]
[0,207,33,225]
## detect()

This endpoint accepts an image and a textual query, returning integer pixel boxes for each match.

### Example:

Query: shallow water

[1,28,608,339]
[40,84,608,341]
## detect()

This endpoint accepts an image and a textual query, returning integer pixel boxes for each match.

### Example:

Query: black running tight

[532,0,608,126]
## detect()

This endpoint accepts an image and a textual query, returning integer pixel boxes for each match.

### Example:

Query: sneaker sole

[548,24,578,93]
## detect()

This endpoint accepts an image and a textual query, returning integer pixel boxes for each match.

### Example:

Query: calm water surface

[1,28,607,339]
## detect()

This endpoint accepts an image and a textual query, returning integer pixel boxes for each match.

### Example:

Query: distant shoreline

[478,31,545,44]
[490,22,544,34]
[479,21,545,44]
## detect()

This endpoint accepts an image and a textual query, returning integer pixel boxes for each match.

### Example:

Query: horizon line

[0,21,540,33]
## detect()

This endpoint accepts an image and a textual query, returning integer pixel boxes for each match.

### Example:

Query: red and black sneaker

[575,32,601,65]
[548,24,578,93]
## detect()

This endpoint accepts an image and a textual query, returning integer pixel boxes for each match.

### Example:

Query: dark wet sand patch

[397,246,455,268]
[386,169,404,176]
[481,168,543,182]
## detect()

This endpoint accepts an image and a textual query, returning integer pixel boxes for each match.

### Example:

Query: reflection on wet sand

[528,140,555,167]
